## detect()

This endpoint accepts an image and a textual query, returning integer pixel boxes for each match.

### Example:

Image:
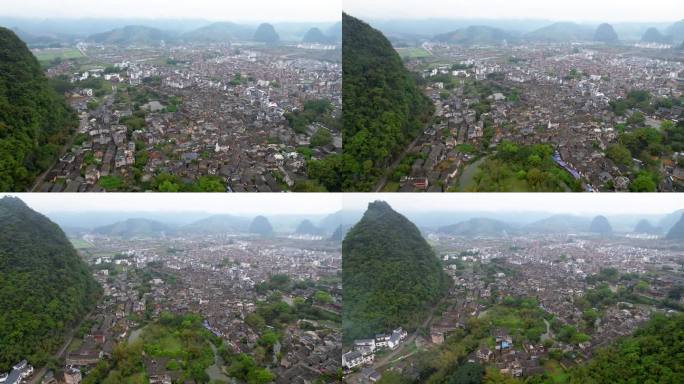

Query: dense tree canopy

[0,197,101,371]
[569,313,684,383]
[342,201,449,342]
[0,27,78,191]
[341,13,434,191]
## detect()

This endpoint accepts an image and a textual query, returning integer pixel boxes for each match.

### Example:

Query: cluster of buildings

[0,361,34,384]
[428,233,682,377]
[79,233,342,383]
[400,43,684,191]
[37,43,341,192]
[342,327,408,372]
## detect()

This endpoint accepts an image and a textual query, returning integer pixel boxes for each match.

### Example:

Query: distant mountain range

[424,211,682,239]
[523,215,591,234]
[641,27,671,44]
[302,27,337,44]
[51,208,684,241]
[180,22,253,43]
[2,19,342,47]
[295,219,325,236]
[87,25,176,45]
[634,219,661,235]
[180,215,250,234]
[437,218,516,237]
[88,214,335,238]
[253,23,279,44]
[523,22,594,43]
[426,19,684,45]
[666,213,684,240]
[590,215,614,237]
[93,218,174,237]
[594,23,619,43]
[433,25,515,45]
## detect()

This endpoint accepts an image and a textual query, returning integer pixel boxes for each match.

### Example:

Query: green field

[70,238,94,249]
[395,47,431,59]
[32,47,84,62]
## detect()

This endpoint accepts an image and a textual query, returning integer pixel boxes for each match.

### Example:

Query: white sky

[344,0,684,23]
[3,193,343,215]
[0,0,341,22]
[4,193,681,217]
[343,194,684,215]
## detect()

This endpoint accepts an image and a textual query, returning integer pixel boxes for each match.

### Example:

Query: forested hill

[341,14,434,191]
[0,196,101,371]
[342,201,449,342]
[0,27,78,191]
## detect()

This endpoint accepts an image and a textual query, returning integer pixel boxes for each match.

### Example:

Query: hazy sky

[4,193,343,215]
[0,0,341,22]
[5,193,682,217]
[343,194,684,215]
[344,0,684,23]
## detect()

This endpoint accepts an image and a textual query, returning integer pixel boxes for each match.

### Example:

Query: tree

[196,176,224,192]
[629,173,656,192]
[448,362,484,384]
[314,290,333,304]
[245,313,266,332]
[342,14,434,190]
[247,367,275,384]
[310,128,333,147]
[605,144,632,166]
[98,176,124,190]
[627,111,645,126]
[0,28,78,191]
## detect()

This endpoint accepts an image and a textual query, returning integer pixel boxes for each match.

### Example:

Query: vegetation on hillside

[0,27,78,191]
[339,13,434,191]
[465,142,581,192]
[342,201,449,342]
[82,313,222,384]
[0,197,101,371]
[568,313,684,383]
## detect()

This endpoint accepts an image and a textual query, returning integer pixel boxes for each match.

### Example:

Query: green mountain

[249,215,274,236]
[0,27,77,191]
[434,25,513,45]
[182,22,253,42]
[340,13,433,191]
[182,215,249,234]
[641,27,669,43]
[295,219,324,236]
[524,215,591,234]
[666,213,684,240]
[594,23,619,43]
[253,23,279,44]
[326,21,342,42]
[634,219,660,235]
[93,218,173,237]
[87,25,174,45]
[437,218,515,237]
[329,224,350,242]
[302,27,330,44]
[659,209,684,232]
[665,20,684,44]
[342,201,449,342]
[0,196,101,370]
[526,22,593,42]
[590,215,613,236]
